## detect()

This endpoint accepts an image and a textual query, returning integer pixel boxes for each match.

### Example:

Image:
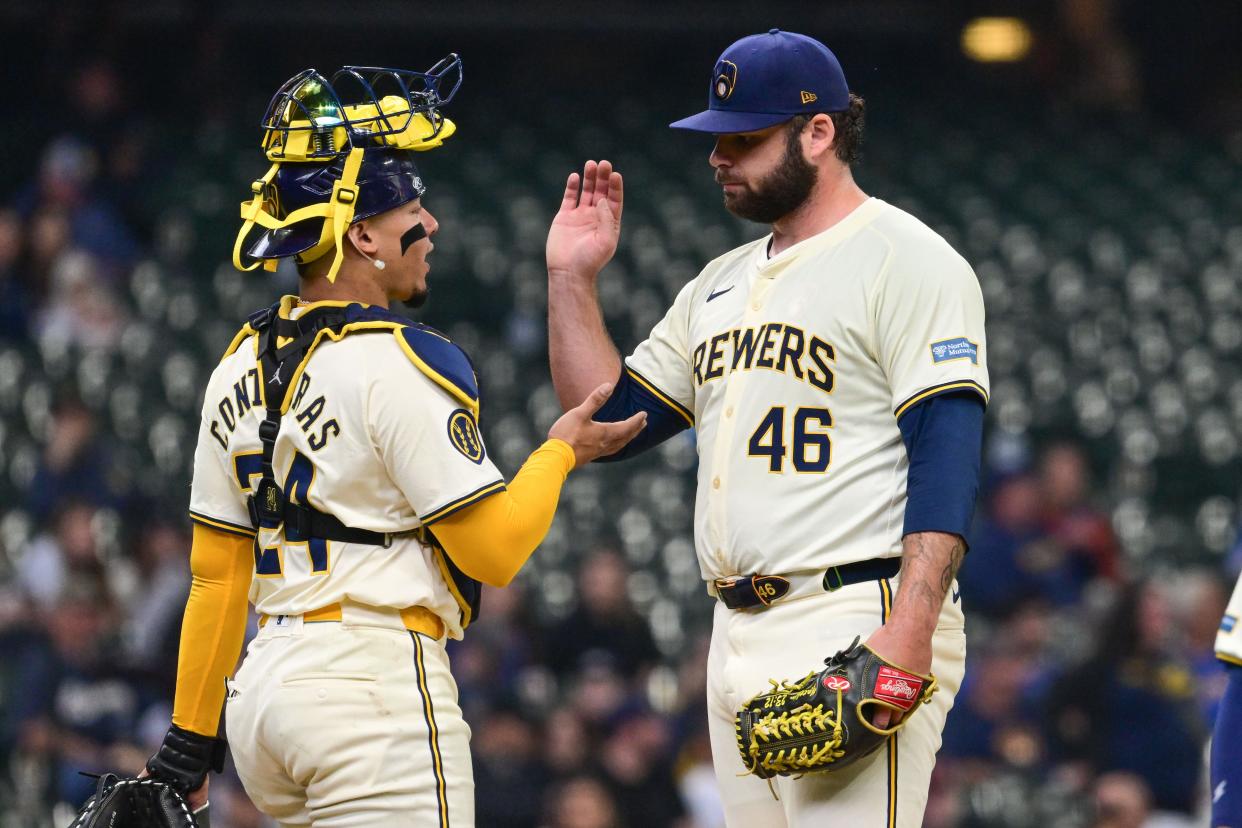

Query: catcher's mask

[234,57,461,282]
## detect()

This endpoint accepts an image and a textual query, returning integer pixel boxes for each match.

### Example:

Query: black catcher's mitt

[735,636,938,778]
[69,774,199,828]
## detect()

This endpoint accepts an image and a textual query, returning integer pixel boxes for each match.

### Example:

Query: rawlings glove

[145,724,227,795]
[735,636,937,778]
[69,773,199,828]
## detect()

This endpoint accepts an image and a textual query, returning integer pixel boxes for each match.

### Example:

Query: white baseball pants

[225,611,472,827]
[707,574,966,827]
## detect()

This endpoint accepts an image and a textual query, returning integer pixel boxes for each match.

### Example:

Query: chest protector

[239,299,483,628]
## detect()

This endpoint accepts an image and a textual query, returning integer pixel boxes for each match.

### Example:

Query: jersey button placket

[707,268,772,575]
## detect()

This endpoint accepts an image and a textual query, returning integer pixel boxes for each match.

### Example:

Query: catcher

[114,56,644,828]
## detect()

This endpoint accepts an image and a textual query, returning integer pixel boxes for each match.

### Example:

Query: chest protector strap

[245,304,392,547]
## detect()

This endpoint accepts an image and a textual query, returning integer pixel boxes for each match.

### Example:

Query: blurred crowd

[0,48,1239,828]
[2,425,1236,827]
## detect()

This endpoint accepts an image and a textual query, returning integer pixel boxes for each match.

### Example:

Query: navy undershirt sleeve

[897,390,985,539]
[590,367,692,462]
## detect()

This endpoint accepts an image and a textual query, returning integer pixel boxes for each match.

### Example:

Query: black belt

[714,557,901,610]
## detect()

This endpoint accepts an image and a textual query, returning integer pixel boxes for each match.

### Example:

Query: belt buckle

[714,576,747,609]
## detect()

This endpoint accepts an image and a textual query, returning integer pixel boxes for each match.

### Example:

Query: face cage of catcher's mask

[259,58,462,161]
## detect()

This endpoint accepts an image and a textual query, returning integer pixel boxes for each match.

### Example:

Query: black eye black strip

[401,223,427,255]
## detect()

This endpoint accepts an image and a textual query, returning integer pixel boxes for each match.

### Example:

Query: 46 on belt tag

[753,575,790,605]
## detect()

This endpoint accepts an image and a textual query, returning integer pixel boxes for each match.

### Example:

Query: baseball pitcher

[546,30,987,826]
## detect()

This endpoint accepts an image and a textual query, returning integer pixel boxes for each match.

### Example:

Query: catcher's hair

[787,93,866,166]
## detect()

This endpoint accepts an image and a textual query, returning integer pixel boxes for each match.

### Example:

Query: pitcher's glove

[69,773,199,828]
[735,636,938,778]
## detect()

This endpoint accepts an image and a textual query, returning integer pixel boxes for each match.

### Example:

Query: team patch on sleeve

[929,337,978,365]
[1225,615,1238,634]
[447,409,485,463]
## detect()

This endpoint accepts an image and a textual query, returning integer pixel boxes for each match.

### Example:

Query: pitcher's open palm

[547,160,624,278]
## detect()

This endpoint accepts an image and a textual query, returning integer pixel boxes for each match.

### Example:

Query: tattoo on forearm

[938,539,966,595]
[895,533,966,619]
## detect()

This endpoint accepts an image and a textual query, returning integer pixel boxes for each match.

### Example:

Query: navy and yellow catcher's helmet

[234,57,461,282]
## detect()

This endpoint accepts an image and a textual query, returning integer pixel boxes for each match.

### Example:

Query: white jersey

[188,297,504,638]
[627,198,989,581]
[1219,573,1242,666]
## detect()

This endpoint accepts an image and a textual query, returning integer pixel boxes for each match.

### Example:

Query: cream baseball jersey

[188,298,504,638]
[1219,573,1242,667]
[626,198,989,580]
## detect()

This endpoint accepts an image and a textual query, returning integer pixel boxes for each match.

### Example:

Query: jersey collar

[755,196,884,271]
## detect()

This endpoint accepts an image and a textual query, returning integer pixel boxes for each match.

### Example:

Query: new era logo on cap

[671,29,851,134]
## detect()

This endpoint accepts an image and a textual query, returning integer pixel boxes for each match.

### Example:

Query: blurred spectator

[0,209,31,340]
[451,582,546,720]
[1039,443,1124,584]
[0,587,43,777]
[544,775,623,828]
[568,656,631,730]
[599,708,686,828]
[122,517,190,679]
[546,550,659,680]
[941,637,1043,768]
[964,444,1121,619]
[17,136,139,270]
[1047,580,1206,814]
[1091,771,1152,828]
[35,248,126,349]
[27,394,117,523]
[960,473,1047,618]
[16,500,100,611]
[25,206,72,306]
[473,706,548,828]
[12,575,156,810]
[1053,0,1141,110]
[1167,570,1230,724]
[544,708,591,780]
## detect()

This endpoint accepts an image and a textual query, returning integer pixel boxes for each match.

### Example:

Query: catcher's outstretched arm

[171,524,253,737]
[432,439,577,587]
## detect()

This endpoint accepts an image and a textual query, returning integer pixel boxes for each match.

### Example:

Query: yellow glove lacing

[745,674,847,776]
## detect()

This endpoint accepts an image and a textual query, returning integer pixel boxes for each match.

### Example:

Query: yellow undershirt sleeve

[171,524,254,737]
[433,438,576,587]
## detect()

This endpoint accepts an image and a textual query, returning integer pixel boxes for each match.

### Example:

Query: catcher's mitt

[735,636,938,778]
[69,773,200,828]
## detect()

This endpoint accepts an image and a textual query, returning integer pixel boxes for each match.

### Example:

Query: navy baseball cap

[670,29,850,134]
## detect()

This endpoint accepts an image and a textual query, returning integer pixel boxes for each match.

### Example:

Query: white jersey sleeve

[188,353,261,539]
[1219,573,1242,666]
[871,238,990,417]
[624,277,698,425]
[368,352,506,526]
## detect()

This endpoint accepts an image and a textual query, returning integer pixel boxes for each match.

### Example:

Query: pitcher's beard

[721,132,818,224]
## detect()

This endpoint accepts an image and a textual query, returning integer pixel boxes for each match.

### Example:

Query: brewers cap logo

[447,409,485,464]
[714,60,738,101]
